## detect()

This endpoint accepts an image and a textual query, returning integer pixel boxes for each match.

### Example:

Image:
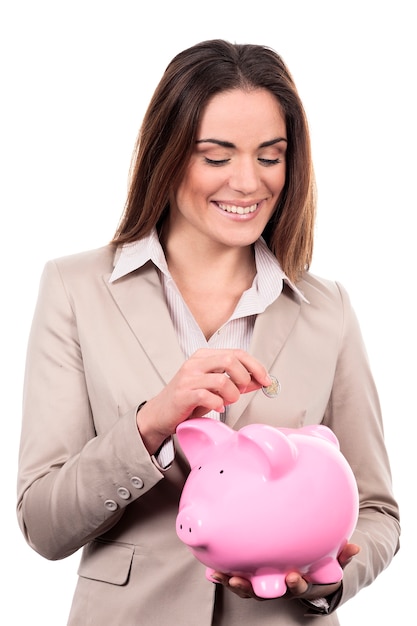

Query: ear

[238,424,298,480]
[176,417,234,468]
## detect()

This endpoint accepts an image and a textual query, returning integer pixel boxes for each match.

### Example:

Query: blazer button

[117,486,131,500]
[130,476,144,489]
[104,499,118,512]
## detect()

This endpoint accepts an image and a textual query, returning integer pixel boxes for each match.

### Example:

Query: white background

[1,1,414,623]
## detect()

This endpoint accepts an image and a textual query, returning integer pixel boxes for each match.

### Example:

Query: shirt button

[104,499,118,512]
[117,486,131,500]
[130,476,144,489]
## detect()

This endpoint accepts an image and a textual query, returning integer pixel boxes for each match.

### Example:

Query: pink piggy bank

[176,418,359,598]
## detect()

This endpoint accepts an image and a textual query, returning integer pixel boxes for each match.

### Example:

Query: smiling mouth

[217,202,258,215]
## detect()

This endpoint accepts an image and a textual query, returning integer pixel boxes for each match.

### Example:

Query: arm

[321,282,400,607]
[17,260,164,560]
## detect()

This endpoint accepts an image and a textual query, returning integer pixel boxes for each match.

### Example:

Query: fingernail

[211,575,223,584]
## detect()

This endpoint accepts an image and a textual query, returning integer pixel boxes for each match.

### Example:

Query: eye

[258,157,282,166]
[204,157,230,166]
[219,470,224,474]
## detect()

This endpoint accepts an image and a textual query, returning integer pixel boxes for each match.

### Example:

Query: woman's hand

[285,542,360,601]
[211,542,360,601]
[136,348,271,454]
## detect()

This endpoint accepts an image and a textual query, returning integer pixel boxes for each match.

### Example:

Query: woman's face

[169,88,287,251]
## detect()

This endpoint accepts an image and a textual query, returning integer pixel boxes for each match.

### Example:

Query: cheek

[271,166,286,195]
[176,168,206,201]
[178,170,224,207]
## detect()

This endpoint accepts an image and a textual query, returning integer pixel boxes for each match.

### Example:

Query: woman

[17,39,400,625]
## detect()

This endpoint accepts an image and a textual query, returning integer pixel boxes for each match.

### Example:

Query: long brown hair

[112,39,316,282]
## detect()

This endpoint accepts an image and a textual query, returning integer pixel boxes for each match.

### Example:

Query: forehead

[198,89,286,139]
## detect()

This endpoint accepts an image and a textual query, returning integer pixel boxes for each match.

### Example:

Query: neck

[162,229,256,289]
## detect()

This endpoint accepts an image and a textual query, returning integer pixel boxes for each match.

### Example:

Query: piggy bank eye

[198,466,202,470]
[219,470,224,474]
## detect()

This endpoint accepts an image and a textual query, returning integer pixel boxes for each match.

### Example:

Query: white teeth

[218,203,258,215]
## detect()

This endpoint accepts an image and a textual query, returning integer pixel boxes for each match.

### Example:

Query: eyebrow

[195,137,288,149]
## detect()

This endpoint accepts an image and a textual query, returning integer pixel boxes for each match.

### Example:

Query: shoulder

[295,272,358,340]
[297,271,351,309]
[38,245,117,300]
[41,245,117,288]
[50,244,116,275]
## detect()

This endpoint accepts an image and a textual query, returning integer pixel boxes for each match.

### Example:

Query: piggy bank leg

[250,572,287,598]
[206,568,287,599]
[308,559,343,585]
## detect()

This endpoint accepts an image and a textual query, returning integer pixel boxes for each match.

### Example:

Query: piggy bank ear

[238,424,298,479]
[176,418,233,468]
[299,424,340,449]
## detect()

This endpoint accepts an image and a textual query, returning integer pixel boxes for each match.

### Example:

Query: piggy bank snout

[176,508,207,548]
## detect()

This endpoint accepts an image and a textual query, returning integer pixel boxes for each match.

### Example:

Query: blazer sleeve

[321,281,400,610]
[17,260,164,560]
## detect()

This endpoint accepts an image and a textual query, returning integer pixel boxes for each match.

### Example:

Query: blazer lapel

[226,284,301,427]
[103,262,185,386]
[104,261,301,424]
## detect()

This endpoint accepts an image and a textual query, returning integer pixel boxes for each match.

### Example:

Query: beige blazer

[17,244,400,625]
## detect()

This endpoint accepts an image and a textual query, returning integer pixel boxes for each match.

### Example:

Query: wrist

[136,400,168,455]
[304,581,341,602]
[300,583,343,615]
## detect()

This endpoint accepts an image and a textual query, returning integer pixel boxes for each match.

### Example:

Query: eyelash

[204,158,229,166]
[259,158,282,166]
[204,157,282,167]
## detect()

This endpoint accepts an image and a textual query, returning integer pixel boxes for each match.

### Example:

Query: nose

[228,157,259,195]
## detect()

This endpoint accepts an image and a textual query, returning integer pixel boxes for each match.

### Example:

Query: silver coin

[262,375,281,398]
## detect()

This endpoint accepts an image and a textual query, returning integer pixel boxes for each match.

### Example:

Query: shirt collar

[109,229,308,303]
[252,236,308,303]
[110,229,169,282]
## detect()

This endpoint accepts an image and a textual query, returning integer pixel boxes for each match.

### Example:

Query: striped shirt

[110,229,307,467]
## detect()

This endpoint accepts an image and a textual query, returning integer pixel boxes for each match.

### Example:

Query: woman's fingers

[138,349,271,450]
[338,542,361,568]
[189,348,271,392]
